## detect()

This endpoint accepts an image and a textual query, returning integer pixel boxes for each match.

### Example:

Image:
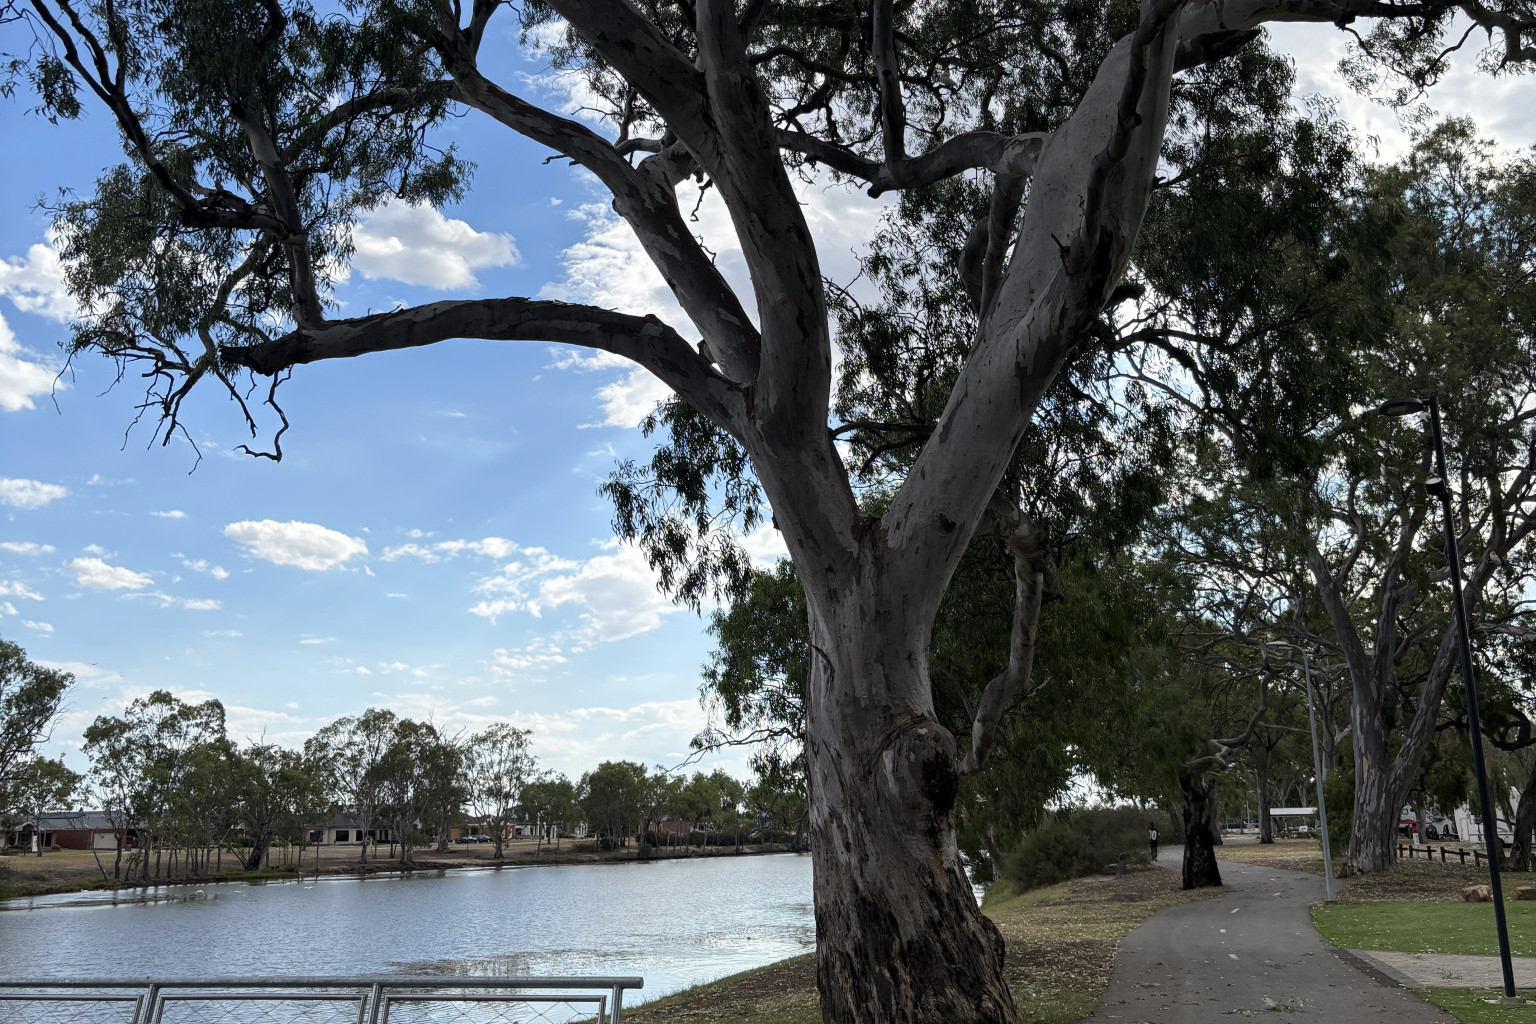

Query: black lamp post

[1378,394,1522,1003]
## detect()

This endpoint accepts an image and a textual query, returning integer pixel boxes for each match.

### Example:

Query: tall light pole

[1379,395,1521,1003]
[1267,640,1337,901]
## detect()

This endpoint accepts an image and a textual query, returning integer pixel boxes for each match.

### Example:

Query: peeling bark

[805,586,1013,1024]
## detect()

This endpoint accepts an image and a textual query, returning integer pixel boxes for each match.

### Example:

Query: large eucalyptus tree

[14,0,1536,1016]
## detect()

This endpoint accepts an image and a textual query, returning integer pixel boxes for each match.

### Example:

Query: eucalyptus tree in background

[0,639,72,807]
[306,709,396,862]
[16,0,1536,1014]
[235,742,314,871]
[579,760,649,850]
[416,725,468,855]
[82,690,227,880]
[1160,123,1536,873]
[373,718,461,866]
[1302,125,1536,874]
[5,757,81,857]
[521,772,580,852]
[465,723,534,859]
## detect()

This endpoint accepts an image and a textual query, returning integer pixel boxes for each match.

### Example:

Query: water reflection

[0,853,815,1005]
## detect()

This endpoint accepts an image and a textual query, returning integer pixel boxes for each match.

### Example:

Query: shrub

[1004,806,1159,893]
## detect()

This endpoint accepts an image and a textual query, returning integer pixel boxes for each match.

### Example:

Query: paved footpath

[1080,853,1458,1022]
[1349,948,1536,989]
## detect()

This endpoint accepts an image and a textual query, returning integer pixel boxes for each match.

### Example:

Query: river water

[0,853,815,1004]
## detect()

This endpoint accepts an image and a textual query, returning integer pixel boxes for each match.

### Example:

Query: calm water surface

[0,853,814,1003]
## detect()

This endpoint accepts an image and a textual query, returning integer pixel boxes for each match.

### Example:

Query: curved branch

[778,128,1046,196]
[958,508,1059,780]
[220,298,746,432]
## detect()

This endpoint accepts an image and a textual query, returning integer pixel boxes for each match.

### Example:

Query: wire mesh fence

[0,975,641,1024]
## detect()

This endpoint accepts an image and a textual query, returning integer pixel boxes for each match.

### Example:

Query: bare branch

[220,298,747,432]
[958,508,1059,779]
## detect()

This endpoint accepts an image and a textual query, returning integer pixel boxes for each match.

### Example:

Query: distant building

[306,812,393,846]
[6,811,134,852]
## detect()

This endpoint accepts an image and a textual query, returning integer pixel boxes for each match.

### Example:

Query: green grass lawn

[1421,989,1536,1021]
[1313,901,1536,957]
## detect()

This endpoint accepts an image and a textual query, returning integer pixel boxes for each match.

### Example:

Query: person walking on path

[1148,822,1159,860]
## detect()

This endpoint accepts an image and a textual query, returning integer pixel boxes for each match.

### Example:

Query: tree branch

[219,298,746,432]
[958,508,1058,780]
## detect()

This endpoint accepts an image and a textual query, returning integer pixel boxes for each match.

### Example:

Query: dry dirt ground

[1210,837,1511,901]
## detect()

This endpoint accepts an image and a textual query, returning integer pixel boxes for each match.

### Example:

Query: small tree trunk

[245,836,269,872]
[1510,763,1536,872]
[1179,774,1222,890]
[1257,762,1274,844]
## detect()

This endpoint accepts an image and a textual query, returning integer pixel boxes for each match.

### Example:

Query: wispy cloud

[0,478,67,509]
[225,519,368,571]
[69,556,152,591]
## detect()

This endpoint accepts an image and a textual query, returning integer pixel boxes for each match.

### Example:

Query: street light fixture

[1266,640,1337,901]
[1378,394,1523,1004]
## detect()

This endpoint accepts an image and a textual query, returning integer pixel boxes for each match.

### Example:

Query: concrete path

[1348,948,1536,989]
[1079,853,1458,1021]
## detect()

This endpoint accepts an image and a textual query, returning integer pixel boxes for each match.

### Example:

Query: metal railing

[0,974,644,1024]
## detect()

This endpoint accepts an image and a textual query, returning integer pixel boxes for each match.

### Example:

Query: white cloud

[514,698,709,774]
[0,601,16,616]
[180,597,222,611]
[152,509,187,519]
[70,556,152,590]
[0,542,54,556]
[0,478,67,509]
[490,639,571,676]
[178,557,230,580]
[22,620,52,632]
[0,581,44,600]
[536,544,681,641]
[382,536,519,562]
[740,524,790,567]
[351,198,519,290]
[224,519,368,571]
[0,311,60,412]
[0,238,76,321]
[36,659,121,688]
[205,629,243,638]
[299,636,335,645]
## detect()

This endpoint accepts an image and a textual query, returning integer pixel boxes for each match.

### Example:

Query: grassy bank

[1421,989,1536,1022]
[620,867,1222,1024]
[0,839,797,901]
[1314,900,1536,956]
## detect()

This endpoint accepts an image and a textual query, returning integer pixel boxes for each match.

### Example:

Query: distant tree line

[0,643,800,883]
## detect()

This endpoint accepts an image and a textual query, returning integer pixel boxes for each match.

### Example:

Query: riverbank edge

[617,867,1224,1024]
[0,840,805,903]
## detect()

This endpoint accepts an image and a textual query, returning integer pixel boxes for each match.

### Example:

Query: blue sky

[0,19,1532,786]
